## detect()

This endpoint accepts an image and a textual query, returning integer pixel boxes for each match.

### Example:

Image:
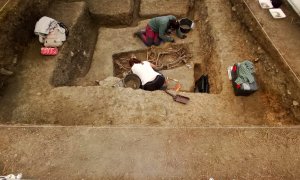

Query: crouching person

[134,15,186,47]
[129,57,166,91]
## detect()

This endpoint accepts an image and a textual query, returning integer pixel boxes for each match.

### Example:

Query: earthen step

[47,1,86,31]
[47,1,97,86]
[7,79,271,126]
[87,0,134,25]
[0,126,299,179]
[140,0,192,18]
[77,20,148,85]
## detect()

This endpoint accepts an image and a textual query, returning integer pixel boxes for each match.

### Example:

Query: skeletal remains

[115,46,192,74]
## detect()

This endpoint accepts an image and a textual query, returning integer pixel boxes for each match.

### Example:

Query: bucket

[124,74,141,89]
[179,18,194,34]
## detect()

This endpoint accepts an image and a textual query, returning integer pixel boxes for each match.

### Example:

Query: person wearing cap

[129,56,166,91]
[134,15,186,46]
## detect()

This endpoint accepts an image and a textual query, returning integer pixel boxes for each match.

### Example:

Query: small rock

[293,101,299,106]
[83,51,87,57]
[70,51,74,57]
[37,92,42,96]
[232,6,236,12]
[257,46,264,54]
[267,62,272,67]
[12,55,18,65]
[0,68,13,76]
[254,58,259,62]
[287,90,291,95]
[95,80,100,85]
[186,64,192,69]
[275,69,279,73]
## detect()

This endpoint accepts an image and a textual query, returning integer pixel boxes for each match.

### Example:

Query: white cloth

[44,27,66,47]
[0,173,22,180]
[242,83,251,90]
[34,16,58,35]
[47,26,66,41]
[131,61,160,85]
[34,16,67,45]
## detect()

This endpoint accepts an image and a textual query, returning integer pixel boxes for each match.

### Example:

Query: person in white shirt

[129,57,165,91]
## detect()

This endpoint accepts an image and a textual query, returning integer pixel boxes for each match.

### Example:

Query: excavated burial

[112,44,208,92]
[112,43,221,93]
[113,45,192,78]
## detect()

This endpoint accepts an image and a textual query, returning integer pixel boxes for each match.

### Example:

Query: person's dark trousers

[143,75,165,91]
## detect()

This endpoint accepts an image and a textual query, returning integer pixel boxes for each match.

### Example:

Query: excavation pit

[0,0,299,127]
[112,44,200,92]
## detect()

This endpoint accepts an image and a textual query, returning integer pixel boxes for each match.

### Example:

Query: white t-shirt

[131,61,160,85]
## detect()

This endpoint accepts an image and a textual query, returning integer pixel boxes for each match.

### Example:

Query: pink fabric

[141,25,160,44]
[41,47,58,56]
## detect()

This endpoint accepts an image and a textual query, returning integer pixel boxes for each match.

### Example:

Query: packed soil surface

[0,127,299,179]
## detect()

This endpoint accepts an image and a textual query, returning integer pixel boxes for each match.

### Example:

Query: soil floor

[0,127,299,179]
[0,0,300,178]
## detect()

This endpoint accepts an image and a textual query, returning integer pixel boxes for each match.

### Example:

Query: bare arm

[151,62,165,71]
[150,62,158,70]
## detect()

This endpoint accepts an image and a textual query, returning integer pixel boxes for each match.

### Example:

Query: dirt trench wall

[229,0,300,89]
[50,3,97,86]
[196,0,222,94]
[230,0,300,120]
[88,0,135,26]
[0,0,52,87]
[0,0,52,63]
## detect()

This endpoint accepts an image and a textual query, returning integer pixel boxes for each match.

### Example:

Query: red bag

[41,47,58,56]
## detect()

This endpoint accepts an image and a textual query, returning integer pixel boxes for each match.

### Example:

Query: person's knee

[144,38,154,46]
[153,41,160,46]
[153,38,161,46]
[144,42,152,47]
